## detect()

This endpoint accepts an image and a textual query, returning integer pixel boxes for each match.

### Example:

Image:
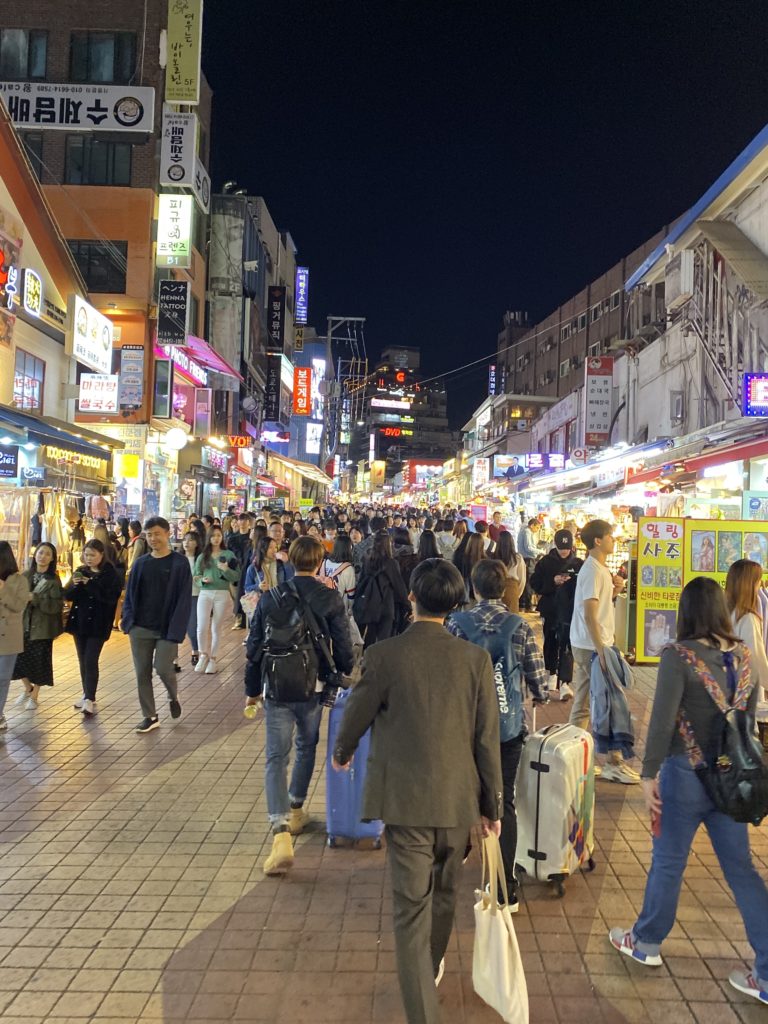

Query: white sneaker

[434,958,445,987]
[0,716,7,732]
[559,683,573,702]
[73,695,86,710]
[194,656,208,674]
[601,763,640,785]
[204,658,218,674]
[82,699,96,717]
[15,689,30,707]
[25,697,38,711]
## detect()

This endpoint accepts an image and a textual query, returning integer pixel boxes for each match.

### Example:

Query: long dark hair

[32,542,58,577]
[493,531,518,569]
[116,517,130,544]
[454,533,486,582]
[417,531,440,561]
[364,530,394,574]
[182,530,202,559]
[202,526,225,567]
[0,540,19,580]
[252,534,276,572]
[677,577,739,647]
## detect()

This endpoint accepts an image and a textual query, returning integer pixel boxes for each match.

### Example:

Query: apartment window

[68,240,127,293]
[591,305,601,322]
[560,326,569,342]
[516,355,524,370]
[65,136,131,186]
[189,293,199,336]
[70,31,136,84]
[0,29,47,79]
[611,290,621,309]
[20,132,43,180]
[559,359,570,378]
[13,349,45,412]
[588,341,600,357]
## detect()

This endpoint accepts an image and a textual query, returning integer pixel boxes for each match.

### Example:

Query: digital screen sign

[743,373,768,417]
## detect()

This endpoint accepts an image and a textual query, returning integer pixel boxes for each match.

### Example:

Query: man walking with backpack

[530,529,582,701]
[447,559,549,908]
[245,536,354,875]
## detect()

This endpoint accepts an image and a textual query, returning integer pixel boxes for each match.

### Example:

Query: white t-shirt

[570,555,615,651]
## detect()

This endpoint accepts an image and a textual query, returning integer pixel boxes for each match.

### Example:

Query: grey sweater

[642,640,758,778]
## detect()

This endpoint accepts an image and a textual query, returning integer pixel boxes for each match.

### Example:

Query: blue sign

[295,266,309,325]
[743,373,768,416]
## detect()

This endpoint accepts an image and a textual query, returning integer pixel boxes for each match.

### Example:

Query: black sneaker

[173,662,182,673]
[135,716,159,733]
[169,699,182,720]
[191,654,200,667]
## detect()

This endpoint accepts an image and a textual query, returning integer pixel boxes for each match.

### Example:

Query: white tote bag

[472,833,529,1024]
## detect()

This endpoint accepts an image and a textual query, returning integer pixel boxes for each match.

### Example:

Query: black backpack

[675,643,768,825]
[353,568,393,626]
[261,582,319,702]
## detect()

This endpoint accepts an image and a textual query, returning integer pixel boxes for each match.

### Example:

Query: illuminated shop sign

[295,267,309,325]
[161,344,208,386]
[45,446,107,470]
[370,398,411,410]
[379,426,413,438]
[743,373,768,417]
[22,269,42,317]
[66,295,114,374]
[156,194,193,268]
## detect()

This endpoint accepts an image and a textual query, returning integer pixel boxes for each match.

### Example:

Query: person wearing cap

[530,528,583,700]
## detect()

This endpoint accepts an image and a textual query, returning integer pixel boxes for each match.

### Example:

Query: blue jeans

[633,755,768,980]
[264,696,322,828]
[0,652,16,719]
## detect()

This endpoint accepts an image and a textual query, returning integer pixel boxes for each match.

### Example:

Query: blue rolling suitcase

[325,689,384,849]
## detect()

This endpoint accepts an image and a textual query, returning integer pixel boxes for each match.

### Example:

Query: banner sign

[293,366,311,415]
[156,194,192,268]
[488,364,497,396]
[636,518,684,663]
[118,346,144,408]
[157,279,190,347]
[295,267,309,325]
[0,82,154,133]
[165,0,204,104]
[265,353,282,421]
[66,295,114,373]
[0,444,18,479]
[79,373,119,413]
[584,356,614,446]
[268,286,286,352]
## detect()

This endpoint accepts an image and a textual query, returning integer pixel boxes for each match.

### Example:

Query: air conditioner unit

[670,391,685,422]
[665,250,694,310]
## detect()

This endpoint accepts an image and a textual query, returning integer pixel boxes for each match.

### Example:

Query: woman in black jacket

[354,530,411,648]
[64,540,123,717]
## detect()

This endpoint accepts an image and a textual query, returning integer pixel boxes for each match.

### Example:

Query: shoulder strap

[286,579,337,677]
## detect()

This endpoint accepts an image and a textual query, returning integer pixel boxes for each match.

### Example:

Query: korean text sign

[0,82,154,133]
[636,517,684,663]
[584,356,613,446]
[165,0,203,104]
[157,195,193,268]
[293,366,311,415]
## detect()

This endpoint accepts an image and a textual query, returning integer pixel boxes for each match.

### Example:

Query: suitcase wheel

[373,838,382,850]
[327,836,337,848]
[587,857,596,872]
[555,880,565,898]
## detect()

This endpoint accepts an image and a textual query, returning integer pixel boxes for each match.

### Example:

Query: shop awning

[684,435,768,473]
[268,453,332,487]
[182,337,244,382]
[0,405,123,459]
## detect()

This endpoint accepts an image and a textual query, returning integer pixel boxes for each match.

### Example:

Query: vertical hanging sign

[583,356,614,446]
[295,267,309,325]
[165,0,204,104]
[268,285,286,352]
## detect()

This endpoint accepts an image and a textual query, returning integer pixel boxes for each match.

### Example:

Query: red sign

[293,366,311,415]
[381,427,401,437]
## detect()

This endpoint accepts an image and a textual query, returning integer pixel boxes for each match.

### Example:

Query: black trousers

[73,634,106,701]
[386,824,469,1024]
[500,735,525,890]
[520,558,535,610]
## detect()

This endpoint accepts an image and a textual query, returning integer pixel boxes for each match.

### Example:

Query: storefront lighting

[207,436,227,449]
[23,442,36,451]
[0,436,12,445]
[164,427,189,451]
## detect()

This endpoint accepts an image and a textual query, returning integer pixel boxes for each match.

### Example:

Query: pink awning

[182,336,244,382]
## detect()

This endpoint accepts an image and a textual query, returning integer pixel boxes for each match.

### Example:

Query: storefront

[266,452,332,508]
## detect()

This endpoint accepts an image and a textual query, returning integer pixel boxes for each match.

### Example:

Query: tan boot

[262,832,294,876]
[288,807,310,835]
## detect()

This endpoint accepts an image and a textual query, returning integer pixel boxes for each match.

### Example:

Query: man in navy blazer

[122,516,192,734]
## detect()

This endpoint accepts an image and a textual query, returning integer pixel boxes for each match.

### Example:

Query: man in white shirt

[569,519,639,785]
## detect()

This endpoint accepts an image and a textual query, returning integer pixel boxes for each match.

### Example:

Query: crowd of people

[1,500,768,1018]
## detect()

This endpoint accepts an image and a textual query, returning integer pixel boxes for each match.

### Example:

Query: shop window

[13,349,45,412]
[68,239,127,293]
[21,132,43,180]
[70,31,136,84]
[0,29,47,79]
[65,136,131,186]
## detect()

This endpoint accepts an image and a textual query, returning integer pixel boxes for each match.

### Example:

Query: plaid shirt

[446,600,549,701]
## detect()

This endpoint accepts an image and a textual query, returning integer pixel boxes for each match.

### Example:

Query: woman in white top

[726,559,768,702]
[321,533,357,614]
[492,531,527,613]
[181,531,202,668]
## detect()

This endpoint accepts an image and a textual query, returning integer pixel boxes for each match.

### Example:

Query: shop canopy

[0,405,123,459]
[269,453,332,488]
[683,434,768,474]
[182,337,243,383]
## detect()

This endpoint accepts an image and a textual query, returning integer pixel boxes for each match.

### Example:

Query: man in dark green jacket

[333,558,502,1024]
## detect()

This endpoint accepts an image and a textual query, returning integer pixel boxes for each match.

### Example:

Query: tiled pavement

[0,621,767,1024]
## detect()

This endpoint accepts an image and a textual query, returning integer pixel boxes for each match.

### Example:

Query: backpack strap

[285,579,338,679]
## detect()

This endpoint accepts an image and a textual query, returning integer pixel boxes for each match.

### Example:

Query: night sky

[203,1,768,426]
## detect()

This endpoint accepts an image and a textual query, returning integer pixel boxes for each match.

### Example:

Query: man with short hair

[246,536,354,875]
[322,520,337,553]
[531,529,583,701]
[122,517,192,733]
[504,456,526,479]
[488,511,507,545]
[474,520,494,553]
[517,518,541,612]
[268,520,290,556]
[333,558,502,1024]
[569,519,637,784]
[447,558,549,910]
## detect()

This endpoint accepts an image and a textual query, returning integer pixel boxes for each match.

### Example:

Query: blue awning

[0,406,121,460]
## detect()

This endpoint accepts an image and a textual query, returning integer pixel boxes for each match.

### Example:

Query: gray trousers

[386,824,469,1024]
[129,627,178,719]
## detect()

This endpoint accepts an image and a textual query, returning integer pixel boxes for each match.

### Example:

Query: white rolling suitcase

[515,723,596,896]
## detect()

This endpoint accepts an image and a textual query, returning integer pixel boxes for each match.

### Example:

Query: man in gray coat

[332,558,503,1024]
